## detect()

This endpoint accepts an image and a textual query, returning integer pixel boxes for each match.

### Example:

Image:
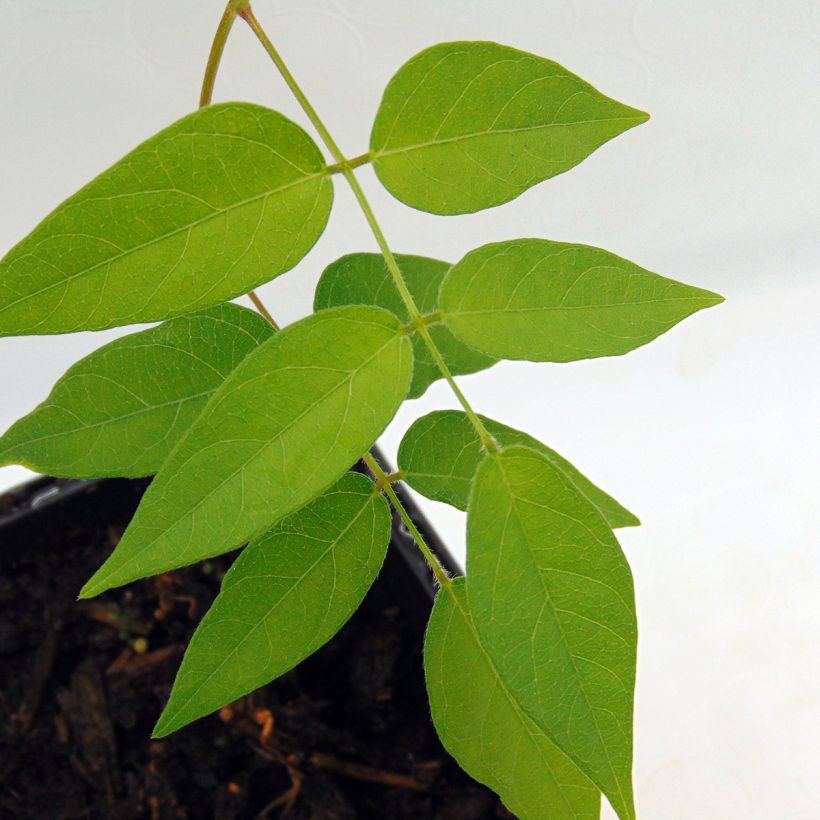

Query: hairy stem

[238,5,498,455]
[363,453,451,588]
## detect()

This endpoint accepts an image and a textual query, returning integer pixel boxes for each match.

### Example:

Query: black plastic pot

[0,458,508,819]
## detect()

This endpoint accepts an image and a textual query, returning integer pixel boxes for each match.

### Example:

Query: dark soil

[0,477,510,820]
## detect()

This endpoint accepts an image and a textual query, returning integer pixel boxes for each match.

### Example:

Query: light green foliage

[441,238,723,361]
[0,103,332,336]
[468,446,637,819]
[425,578,600,819]
[398,410,638,528]
[314,253,495,397]
[154,472,390,737]
[79,306,413,598]
[0,305,273,478]
[370,41,648,215]
[0,16,727,811]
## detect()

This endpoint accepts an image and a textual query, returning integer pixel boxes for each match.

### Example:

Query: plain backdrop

[1,1,818,817]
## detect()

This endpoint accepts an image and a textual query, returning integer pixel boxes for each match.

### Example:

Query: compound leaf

[154,471,390,737]
[314,253,495,398]
[370,41,648,214]
[0,304,273,478]
[440,238,723,361]
[79,305,412,598]
[426,578,600,819]
[0,103,333,336]
[399,410,638,528]
[468,446,637,819]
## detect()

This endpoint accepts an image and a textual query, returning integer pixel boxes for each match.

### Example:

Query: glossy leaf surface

[399,410,638,528]
[80,305,412,598]
[370,41,648,214]
[0,305,273,478]
[468,446,637,819]
[426,579,600,819]
[441,239,723,361]
[154,472,390,737]
[314,252,495,398]
[0,103,332,335]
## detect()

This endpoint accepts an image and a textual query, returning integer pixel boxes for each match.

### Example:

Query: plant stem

[327,152,372,174]
[362,453,451,588]
[201,0,277,331]
[201,3,467,584]
[246,292,449,587]
[238,6,498,455]
[248,291,280,329]
[200,1,247,108]
[342,174,498,453]
[238,7,344,164]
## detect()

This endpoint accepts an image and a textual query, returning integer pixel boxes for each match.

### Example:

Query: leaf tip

[694,289,725,313]
[622,511,641,528]
[78,574,108,600]
[615,102,649,132]
[151,714,175,740]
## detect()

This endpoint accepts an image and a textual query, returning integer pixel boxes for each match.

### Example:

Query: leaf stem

[237,5,498,455]
[238,6,344,163]
[200,1,248,108]
[247,293,450,588]
[201,0,277,332]
[204,4,477,582]
[199,12,451,582]
[327,152,372,174]
[362,453,451,588]
[248,291,280,330]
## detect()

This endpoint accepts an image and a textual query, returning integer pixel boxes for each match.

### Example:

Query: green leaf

[154,471,390,737]
[440,238,724,361]
[467,446,637,819]
[314,253,495,398]
[399,410,638,528]
[0,305,273,478]
[426,578,600,819]
[0,103,333,336]
[370,41,648,215]
[79,305,413,598]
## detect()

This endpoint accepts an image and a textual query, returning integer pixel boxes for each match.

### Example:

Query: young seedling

[0,2,723,817]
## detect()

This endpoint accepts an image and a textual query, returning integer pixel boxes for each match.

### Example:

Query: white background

[1,1,818,817]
